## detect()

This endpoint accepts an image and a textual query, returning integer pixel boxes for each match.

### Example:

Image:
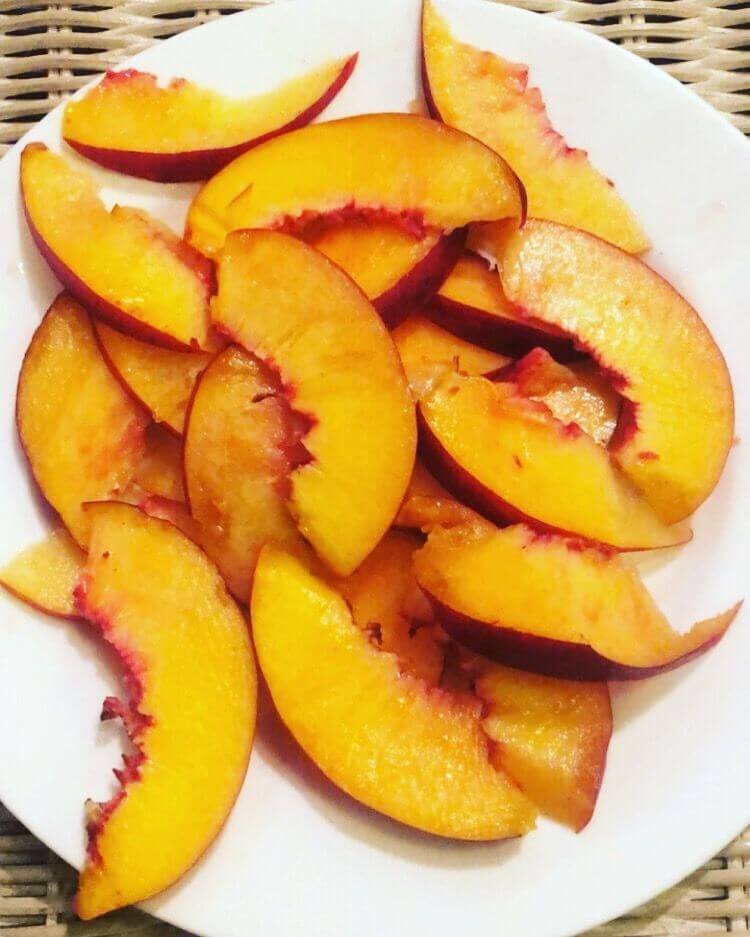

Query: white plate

[0,1,748,935]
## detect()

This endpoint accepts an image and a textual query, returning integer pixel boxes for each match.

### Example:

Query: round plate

[0,1,748,935]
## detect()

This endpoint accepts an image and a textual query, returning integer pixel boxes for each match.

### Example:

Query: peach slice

[95,321,212,435]
[138,495,202,544]
[252,545,536,840]
[0,528,84,619]
[415,523,739,680]
[335,531,445,684]
[184,345,307,602]
[395,461,488,533]
[476,665,611,831]
[462,651,612,833]
[496,221,734,522]
[490,348,621,446]
[213,231,416,576]
[185,113,525,258]
[421,0,648,253]
[21,145,213,351]
[309,222,465,327]
[418,372,689,550]
[62,57,357,182]
[441,647,612,830]
[432,252,577,359]
[392,311,510,399]
[132,424,186,503]
[17,294,148,546]
[73,502,256,919]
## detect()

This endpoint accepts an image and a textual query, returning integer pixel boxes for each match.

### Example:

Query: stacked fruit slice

[0,0,741,921]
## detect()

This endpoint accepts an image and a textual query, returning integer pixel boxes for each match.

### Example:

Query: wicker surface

[0,0,748,934]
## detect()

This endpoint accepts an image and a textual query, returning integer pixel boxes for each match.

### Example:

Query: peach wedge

[131,424,186,503]
[62,56,357,182]
[394,461,487,533]
[184,345,307,602]
[497,221,734,522]
[252,545,536,840]
[334,530,445,685]
[213,231,416,576]
[16,294,148,546]
[490,348,621,446]
[415,523,739,681]
[309,222,465,327]
[418,372,689,550]
[0,528,85,619]
[186,113,525,257]
[74,502,256,919]
[477,664,612,831]
[21,145,213,351]
[432,252,577,360]
[392,311,510,399]
[95,321,212,435]
[421,0,648,253]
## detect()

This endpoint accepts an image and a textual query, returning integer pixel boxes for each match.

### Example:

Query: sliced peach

[419,372,689,550]
[392,311,510,399]
[184,345,307,602]
[16,294,148,546]
[328,527,610,830]
[476,665,611,831]
[415,522,739,680]
[138,494,202,544]
[132,424,185,503]
[62,57,357,182]
[0,528,85,619]
[95,321,212,435]
[73,502,256,919]
[21,145,213,351]
[394,461,488,533]
[335,531,444,684]
[252,545,536,840]
[490,348,620,446]
[496,221,734,522]
[308,222,464,327]
[432,252,577,359]
[421,0,648,253]
[213,231,416,576]
[185,113,525,258]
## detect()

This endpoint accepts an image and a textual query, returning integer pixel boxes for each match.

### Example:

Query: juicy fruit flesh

[16,294,148,546]
[308,222,462,325]
[394,461,488,533]
[21,145,211,350]
[252,545,536,840]
[63,58,355,154]
[95,322,212,436]
[213,231,416,576]
[132,424,186,503]
[393,312,510,399]
[415,523,738,675]
[311,222,439,299]
[421,1,648,254]
[498,221,734,523]
[186,113,524,257]
[334,531,444,684]
[74,502,256,919]
[432,251,574,357]
[476,665,611,831]
[493,348,620,446]
[184,345,307,602]
[419,372,688,550]
[0,528,85,619]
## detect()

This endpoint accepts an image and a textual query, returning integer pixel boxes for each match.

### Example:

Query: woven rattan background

[0,0,748,934]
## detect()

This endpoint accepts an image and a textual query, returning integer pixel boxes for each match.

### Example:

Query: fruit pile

[0,0,740,921]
